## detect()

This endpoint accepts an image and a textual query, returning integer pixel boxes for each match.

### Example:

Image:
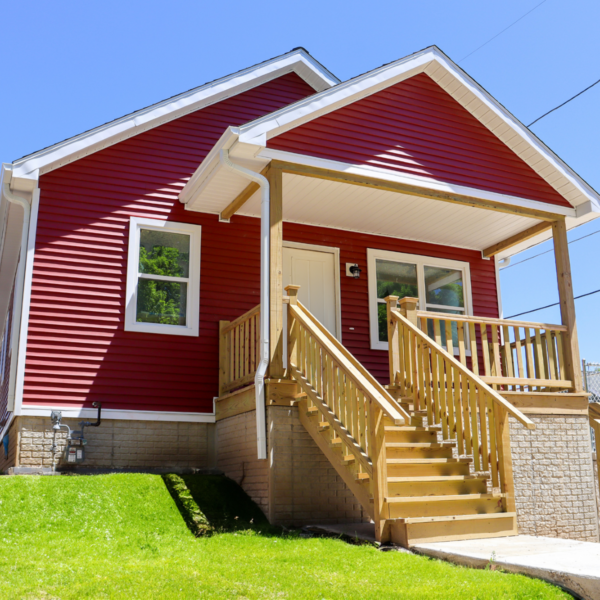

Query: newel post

[218,320,231,397]
[495,404,517,515]
[285,285,300,374]
[399,296,419,326]
[385,296,400,386]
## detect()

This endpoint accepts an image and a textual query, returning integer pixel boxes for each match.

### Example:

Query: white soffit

[10,49,338,180]
[236,46,600,213]
[232,173,542,253]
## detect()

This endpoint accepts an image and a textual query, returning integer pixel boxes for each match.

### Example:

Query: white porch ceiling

[230,173,541,252]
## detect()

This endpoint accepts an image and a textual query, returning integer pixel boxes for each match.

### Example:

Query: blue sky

[1,0,599,359]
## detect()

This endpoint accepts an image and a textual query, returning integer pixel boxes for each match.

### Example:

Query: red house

[1,47,599,546]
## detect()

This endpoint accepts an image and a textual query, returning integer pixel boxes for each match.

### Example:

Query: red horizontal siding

[24,73,315,414]
[0,285,15,430]
[269,73,570,208]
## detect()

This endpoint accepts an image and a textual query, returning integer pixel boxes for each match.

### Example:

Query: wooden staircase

[286,287,533,548]
[301,390,517,546]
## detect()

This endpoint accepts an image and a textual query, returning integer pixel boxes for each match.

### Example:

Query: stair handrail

[290,301,409,426]
[390,306,534,430]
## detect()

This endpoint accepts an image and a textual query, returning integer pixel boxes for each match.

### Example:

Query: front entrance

[282,243,340,338]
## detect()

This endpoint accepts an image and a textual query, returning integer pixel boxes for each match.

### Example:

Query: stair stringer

[297,398,375,520]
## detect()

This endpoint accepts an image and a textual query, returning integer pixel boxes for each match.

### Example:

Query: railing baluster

[453,366,464,455]
[479,386,489,472]
[480,323,491,377]
[461,371,472,457]
[469,381,480,471]
[445,320,453,356]
[469,321,479,375]
[457,321,466,367]
[514,327,524,383]
[487,393,499,488]
[444,356,456,441]
[524,327,534,381]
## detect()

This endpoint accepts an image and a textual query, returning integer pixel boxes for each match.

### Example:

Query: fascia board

[258,148,577,219]
[430,52,600,209]
[238,50,435,143]
[11,50,337,179]
[179,127,240,206]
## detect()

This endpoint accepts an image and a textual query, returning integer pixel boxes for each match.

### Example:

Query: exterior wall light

[346,263,362,279]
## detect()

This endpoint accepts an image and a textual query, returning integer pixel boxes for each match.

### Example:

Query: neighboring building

[1,47,598,545]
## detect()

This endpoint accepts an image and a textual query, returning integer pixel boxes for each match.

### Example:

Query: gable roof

[5,48,339,188]
[230,46,599,213]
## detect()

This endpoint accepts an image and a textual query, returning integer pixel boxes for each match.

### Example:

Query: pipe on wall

[2,183,31,413]
[218,150,269,460]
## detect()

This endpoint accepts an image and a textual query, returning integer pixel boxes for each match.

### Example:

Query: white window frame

[125,217,201,336]
[367,248,473,351]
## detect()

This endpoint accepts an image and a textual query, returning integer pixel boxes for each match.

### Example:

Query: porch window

[125,217,201,336]
[367,249,472,351]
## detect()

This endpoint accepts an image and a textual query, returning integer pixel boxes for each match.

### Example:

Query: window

[125,218,201,336]
[367,249,472,351]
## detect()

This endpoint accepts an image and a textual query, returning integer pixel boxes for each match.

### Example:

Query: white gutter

[219,149,269,460]
[2,183,31,413]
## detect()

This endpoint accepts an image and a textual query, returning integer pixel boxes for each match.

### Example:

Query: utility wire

[458,0,549,62]
[503,228,600,269]
[528,76,600,126]
[506,288,600,319]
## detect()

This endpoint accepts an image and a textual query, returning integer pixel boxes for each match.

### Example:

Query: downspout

[2,183,31,413]
[219,150,269,460]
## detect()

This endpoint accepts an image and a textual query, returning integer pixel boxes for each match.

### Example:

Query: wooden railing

[415,309,572,392]
[286,286,409,515]
[387,296,534,504]
[219,305,260,395]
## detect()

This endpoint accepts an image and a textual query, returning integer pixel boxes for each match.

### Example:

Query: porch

[193,155,592,546]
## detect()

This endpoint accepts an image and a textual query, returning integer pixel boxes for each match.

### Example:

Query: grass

[0,473,570,599]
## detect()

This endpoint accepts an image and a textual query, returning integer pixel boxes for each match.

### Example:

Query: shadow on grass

[163,473,283,538]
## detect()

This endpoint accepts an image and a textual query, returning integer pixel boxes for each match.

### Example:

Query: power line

[503,228,600,269]
[506,288,600,319]
[528,76,600,126]
[458,0,549,63]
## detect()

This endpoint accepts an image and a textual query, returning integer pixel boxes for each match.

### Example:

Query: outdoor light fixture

[346,263,362,279]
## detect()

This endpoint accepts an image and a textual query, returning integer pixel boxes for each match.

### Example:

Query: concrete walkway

[413,535,600,600]
[310,524,600,599]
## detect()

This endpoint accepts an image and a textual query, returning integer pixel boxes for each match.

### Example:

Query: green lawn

[0,474,569,599]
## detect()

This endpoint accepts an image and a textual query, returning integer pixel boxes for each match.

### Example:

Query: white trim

[282,240,342,341]
[19,406,215,423]
[0,309,10,384]
[367,248,473,351]
[13,186,40,416]
[11,50,338,180]
[125,217,201,336]
[258,148,577,218]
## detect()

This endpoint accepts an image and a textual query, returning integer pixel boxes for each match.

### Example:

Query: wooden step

[387,512,518,547]
[355,473,370,483]
[385,493,503,504]
[386,457,472,478]
[306,407,319,417]
[342,455,355,464]
[318,422,330,432]
[387,475,490,497]
[386,493,505,519]
[385,442,454,449]
[385,426,441,432]
[387,475,489,483]
[387,458,472,465]
[329,437,342,449]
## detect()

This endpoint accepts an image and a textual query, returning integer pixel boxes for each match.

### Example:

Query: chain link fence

[583,360,600,452]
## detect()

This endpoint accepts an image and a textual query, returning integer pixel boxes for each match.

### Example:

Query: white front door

[283,245,338,337]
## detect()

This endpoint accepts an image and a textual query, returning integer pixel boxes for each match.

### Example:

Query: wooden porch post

[269,166,284,379]
[552,219,583,391]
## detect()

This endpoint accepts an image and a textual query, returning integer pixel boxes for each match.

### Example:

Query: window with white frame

[367,249,472,351]
[0,310,10,384]
[125,218,201,336]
